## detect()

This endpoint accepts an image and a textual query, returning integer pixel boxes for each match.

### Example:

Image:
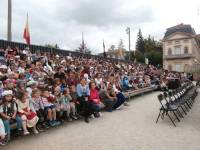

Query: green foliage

[144,35,162,52]
[145,51,163,66]
[125,51,144,63]
[136,29,145,54]
[135,29,163,65]
[135,50,145,63]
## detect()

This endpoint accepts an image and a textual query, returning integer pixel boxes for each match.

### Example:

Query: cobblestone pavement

[2,91,200,150]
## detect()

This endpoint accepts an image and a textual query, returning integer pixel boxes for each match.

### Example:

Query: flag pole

[82,32,85,53]
[103,39,106,58]
[27,13,30,48]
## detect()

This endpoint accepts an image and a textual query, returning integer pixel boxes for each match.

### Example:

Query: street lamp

[126,27,131,61]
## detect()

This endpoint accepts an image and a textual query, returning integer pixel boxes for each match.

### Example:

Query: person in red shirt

[88,81,104,118]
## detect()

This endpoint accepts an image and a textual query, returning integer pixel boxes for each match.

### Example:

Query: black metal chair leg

[180,106,187,115]
[186,101,192,109]
[184,104,189,112]
[156,110,161,123]
[177,109,184,118]
[173,111,180,122]
[167,113,176,127]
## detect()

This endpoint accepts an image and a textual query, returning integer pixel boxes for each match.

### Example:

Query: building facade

[163,24,200,73]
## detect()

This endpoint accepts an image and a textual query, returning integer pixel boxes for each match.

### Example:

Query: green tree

[135,33,163,65]
[145,51,163,66]
[144,35,162,52]
[126,50,145,63]
[136,29,145,54]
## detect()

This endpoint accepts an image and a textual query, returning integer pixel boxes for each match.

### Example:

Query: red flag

[23,14,30,45]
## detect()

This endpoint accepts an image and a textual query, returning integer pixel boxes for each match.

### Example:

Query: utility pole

[7,0,12,41]
[126,27,131,61]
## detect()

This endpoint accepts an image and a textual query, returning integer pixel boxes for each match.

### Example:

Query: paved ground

[2,91,200,150]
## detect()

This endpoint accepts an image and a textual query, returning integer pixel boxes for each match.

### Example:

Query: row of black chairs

[156,82,198,127]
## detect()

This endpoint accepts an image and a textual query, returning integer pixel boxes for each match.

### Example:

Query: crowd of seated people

[0,46,192,146]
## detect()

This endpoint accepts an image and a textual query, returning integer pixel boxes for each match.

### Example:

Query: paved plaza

[2,91,200,150]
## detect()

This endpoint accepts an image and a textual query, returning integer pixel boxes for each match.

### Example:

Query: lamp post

[7,0,12,41]
[126,27,131,61]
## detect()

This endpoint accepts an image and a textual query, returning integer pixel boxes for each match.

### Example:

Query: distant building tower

[163,23,200,73]
[7,0,12,41]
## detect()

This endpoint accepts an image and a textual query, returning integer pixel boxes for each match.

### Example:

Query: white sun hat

[0,65,8,69]
[27,80,38,86]
[2,90,13,96]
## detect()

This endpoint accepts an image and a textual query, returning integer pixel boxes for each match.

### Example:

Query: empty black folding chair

[156,94,180,127]
[163,92,184,118]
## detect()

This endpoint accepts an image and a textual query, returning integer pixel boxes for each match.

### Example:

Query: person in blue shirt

[76,78,93,123]
[122,76,130,91]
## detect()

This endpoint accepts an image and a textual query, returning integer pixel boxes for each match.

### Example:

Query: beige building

[163,23,200,73]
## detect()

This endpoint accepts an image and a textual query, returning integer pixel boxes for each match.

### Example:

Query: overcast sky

[0,0,200,54]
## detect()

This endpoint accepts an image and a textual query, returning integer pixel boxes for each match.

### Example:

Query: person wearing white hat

[0,90,22,141]
[60,59,66,64]
[0,65,7,70]
[26,80,38,98]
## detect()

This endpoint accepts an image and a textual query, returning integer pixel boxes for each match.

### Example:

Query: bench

[124,85,159,100]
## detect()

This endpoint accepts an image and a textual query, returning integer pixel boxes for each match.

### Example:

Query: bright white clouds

[0,0,200,54]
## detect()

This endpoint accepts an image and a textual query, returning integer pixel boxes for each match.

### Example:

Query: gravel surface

[1,91,200,150]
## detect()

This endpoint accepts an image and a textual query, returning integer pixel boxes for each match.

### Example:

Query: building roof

[164,23,196,38]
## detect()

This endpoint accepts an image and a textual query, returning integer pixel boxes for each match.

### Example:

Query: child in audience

[26,80,38,98]
[30,89,47,131]
[41,89,60,126]
[59,88,77,121]
[70,85,81,118]
[53,86,63,122]
[0,90,22,141]
[17,91,39,135]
